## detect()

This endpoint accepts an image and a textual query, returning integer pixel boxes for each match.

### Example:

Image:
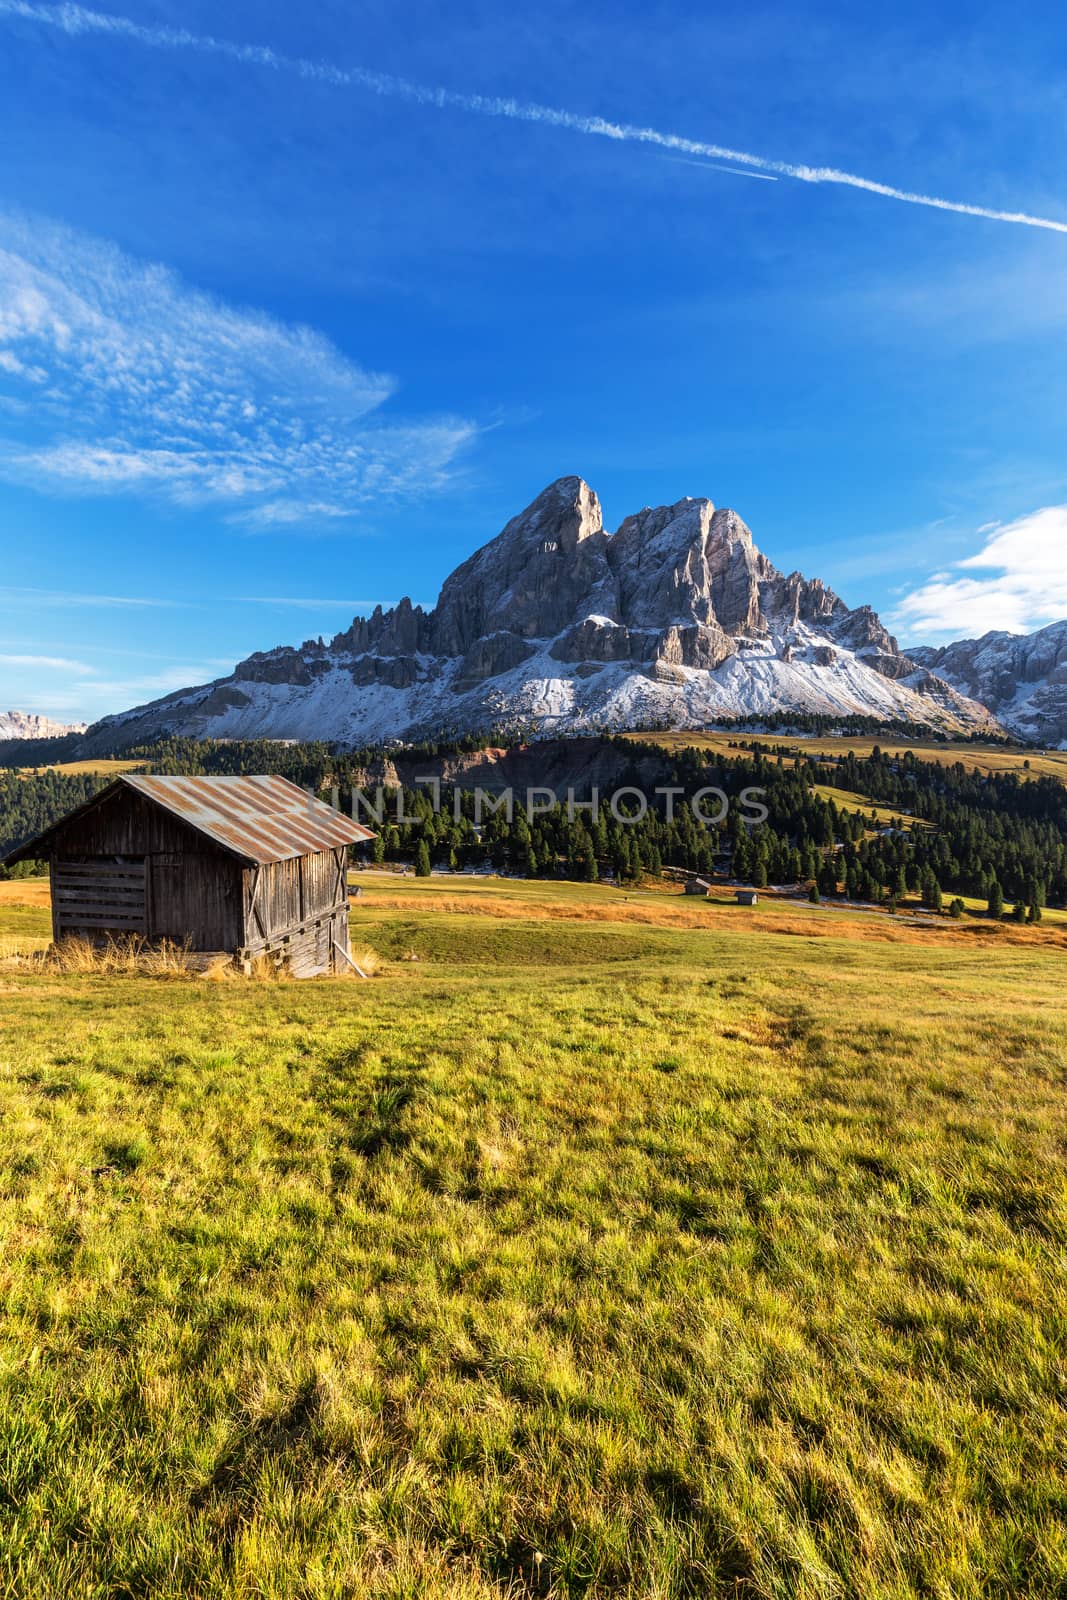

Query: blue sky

[1,0,1066,723]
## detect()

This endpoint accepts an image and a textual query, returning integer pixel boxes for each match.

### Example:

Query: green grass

[0,904,51,949]
[0,881,1065,1598]
[809,784,932,830]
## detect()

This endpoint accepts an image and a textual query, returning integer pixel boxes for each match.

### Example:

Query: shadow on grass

[313,1044,425,1167]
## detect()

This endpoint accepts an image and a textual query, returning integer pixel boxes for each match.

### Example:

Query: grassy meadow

[623,730,1067,785]
[0,874,1065,1598]
[12,759,148,779]
[808,785,932,831]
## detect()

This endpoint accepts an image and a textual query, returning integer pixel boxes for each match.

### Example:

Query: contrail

[663,158,778,182]
[4,0,1066,235]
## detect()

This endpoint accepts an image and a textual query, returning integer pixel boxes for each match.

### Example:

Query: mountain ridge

[0,710,88,741]
[911,620,1067,748]
[80,476,1001,750]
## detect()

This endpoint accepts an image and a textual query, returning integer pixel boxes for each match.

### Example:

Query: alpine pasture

[0,873,1064,1599]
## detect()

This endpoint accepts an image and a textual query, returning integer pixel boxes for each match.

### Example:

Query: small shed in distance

[736,889,759,906]
[3,774,375,976]
[684,877,713,897]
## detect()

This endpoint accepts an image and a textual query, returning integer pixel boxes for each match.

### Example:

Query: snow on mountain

[83,477,1000,750]
[911,621,1067,748]
[0,710,88,741]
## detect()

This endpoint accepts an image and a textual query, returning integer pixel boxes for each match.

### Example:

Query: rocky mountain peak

[533,475,604,548]
[81,475,1006,751]
[0,710,88,741]
[607,498,770,635]
[430,477,611,658]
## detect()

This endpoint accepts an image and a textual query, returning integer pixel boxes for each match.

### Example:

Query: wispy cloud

[891,506,1067,641]
[1,0,1065,234]
[0,584,178,608]
[241,596,401,609]
[0,654,237,722]
[663,158,778,183]
[0,652,95,672]
[77,663,233,699]
[0,207,476,523]
[228,500,355,531]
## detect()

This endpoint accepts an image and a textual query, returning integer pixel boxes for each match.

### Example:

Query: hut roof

[4,773,375,867]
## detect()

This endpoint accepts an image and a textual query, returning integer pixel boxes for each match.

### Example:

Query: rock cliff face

[911,622,1067,747]
[83,476,1000,749]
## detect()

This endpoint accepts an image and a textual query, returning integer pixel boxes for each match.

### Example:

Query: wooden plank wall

[47,787,225,859]
[243,850,347,940]
[241,849,350,975]
[46,788,245,950]
[147,854,244,949]
[46,787,350,970]
[52,859,147,940]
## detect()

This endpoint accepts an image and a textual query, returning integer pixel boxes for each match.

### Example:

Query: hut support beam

[236,899,350,962]
[247,865,267,940]
[333,938,369,978]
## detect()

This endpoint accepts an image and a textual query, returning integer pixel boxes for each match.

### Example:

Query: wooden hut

[736,889,759,906]
[683,877,712,897]
[3,774,375,976]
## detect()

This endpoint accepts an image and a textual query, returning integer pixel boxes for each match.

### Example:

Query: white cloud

[891,505,1067,641]
[228,499,358,530]
[0,348,45,380]
[0,210,476,524]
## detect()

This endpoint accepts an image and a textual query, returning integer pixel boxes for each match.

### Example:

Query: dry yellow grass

[347,941,383,976]
[351,874,1067,951]
[0,892,385,979]
[0,934,50,961]
[37,935,207,977]
[15,757,147,778]
[0,878,50,909]
[9,872,1066,969]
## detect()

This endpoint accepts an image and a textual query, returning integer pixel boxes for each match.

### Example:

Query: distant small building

[3,774,375,976]
[736,889,759,906]
[684,877,712,897]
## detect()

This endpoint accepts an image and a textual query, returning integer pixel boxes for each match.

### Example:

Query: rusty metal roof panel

[122,774,375,863]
